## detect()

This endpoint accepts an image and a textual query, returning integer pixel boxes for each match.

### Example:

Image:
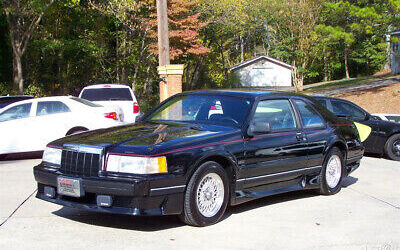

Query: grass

[303,74,396,94]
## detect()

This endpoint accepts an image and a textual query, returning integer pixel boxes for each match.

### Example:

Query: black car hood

[51,121,240,155]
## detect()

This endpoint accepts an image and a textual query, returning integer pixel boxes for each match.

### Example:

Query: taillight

[133,102,139,114]
[104,112,118,120]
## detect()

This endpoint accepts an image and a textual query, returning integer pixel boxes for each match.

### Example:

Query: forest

[1,0,400,111]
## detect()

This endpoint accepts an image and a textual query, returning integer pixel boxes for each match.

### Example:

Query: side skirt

[231,169,322,206]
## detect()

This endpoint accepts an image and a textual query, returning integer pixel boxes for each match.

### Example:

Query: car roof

[82,84,131,89]
[181,89,303,99]
[0,95,33,99]
[1,96,74,107]
[311,95,348,102]
[372,113,400,116]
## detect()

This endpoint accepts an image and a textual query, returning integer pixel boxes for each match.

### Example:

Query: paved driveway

[0,157,399,250]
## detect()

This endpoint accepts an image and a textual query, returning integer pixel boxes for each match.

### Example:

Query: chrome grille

[60,148,101,177]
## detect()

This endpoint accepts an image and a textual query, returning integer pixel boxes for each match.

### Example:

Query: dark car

[0,95,34,109]
[313,96,400,161]
[34,90,363,226]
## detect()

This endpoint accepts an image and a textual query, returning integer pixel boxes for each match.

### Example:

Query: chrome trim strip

[150,185,186,192]
[237,165,322,182]
[63,144,103,154]
[347,155,362,161]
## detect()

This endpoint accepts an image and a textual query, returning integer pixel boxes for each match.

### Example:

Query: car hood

[50,121,240,155]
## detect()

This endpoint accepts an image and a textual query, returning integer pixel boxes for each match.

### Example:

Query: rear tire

[179,161,229,227]
[319,147,344,195]
[384,134,400,161]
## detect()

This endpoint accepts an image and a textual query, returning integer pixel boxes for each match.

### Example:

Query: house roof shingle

[230,55,294,71]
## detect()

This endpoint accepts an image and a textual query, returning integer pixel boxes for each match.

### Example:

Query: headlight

[42,147,62,166]
[106,155,167,174]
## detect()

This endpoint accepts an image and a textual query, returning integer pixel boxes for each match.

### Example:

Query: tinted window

[386,116,400,123]
[81,88,133,101]
[253,99,296,131]
[331,100,365,120]
[70,97,102,107]
[0,103,32,122]
[147,94,252,127]
[294,100,324,128]
[36,101,71,116]
[317,99,328,108]
[371,115,382,121]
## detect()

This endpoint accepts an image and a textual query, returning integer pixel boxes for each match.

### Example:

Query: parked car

[0,96,123,158]
[313,96,400,161]
[34,90,363,226]
[0,95,34,109]
[79,84,139,123]
[372,113,400,124]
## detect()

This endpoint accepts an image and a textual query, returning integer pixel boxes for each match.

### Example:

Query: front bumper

[34,166,185,216]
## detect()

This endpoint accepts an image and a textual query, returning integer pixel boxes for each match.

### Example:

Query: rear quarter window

[80,88,133,101]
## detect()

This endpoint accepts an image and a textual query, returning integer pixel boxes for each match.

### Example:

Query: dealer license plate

[57,177,83,197]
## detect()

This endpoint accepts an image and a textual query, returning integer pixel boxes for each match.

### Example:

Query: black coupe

[314,96,400,161]
[34,90,363,226]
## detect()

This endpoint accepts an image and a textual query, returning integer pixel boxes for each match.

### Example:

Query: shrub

[23,84,45,97]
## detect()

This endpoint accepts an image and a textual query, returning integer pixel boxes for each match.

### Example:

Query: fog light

[97,195,112,207]
[44,186,55,198]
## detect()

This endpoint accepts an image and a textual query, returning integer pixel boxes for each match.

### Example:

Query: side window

[331,101,365,120]
[294,100,325,128]
[317,99,328,108]
[0,103,32,122]
[36,101,71,116]
[254,99,296,131]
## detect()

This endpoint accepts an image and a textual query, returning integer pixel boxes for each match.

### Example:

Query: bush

[0,82,15,96]
[23,84,45,97]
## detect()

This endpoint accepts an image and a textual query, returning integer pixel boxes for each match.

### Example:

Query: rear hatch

[79,87,138,123]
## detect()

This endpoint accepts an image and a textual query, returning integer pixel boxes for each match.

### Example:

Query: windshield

[146,94,253,127]
[80,88,133,101]
[70,97,102,107]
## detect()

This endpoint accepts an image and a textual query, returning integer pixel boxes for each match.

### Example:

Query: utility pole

[156,0,183,102]
[156,0,170,66]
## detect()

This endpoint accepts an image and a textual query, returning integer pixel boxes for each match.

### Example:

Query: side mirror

[135,112,144,123]
[364,113,370,121]
[248,120,271,136]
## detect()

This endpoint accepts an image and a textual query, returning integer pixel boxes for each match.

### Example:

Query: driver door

[242,99,309,187]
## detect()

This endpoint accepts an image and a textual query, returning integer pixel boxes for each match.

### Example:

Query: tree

[2,0,55,93]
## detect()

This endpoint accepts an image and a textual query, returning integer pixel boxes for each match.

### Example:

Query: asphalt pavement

[0,157,399,250]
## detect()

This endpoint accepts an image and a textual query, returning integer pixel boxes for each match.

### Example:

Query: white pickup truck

[79,84,140,123]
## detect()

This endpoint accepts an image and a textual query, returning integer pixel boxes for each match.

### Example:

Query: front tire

[319,147,344,195]
[180,161,229,227]
[384,134,400,161]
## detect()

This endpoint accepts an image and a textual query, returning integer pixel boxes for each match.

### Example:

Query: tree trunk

[5,0,54,94]
[121,29,129,84]
[184,62,192,90]
[144,65,152,94]
[12,50,23,94]
[344,47,350,79]
[323,47,328,82]
[116,31,120,84]
[220,37,227,80]
[240,36,244,63]
[190,56,204,90]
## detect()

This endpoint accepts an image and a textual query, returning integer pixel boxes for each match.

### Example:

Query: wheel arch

[66,126,89,136]
[325,138,347,161]
[188,152,238,182]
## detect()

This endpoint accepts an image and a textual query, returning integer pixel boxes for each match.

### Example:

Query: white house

[230,56,294,89]
[391,30,400,75]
